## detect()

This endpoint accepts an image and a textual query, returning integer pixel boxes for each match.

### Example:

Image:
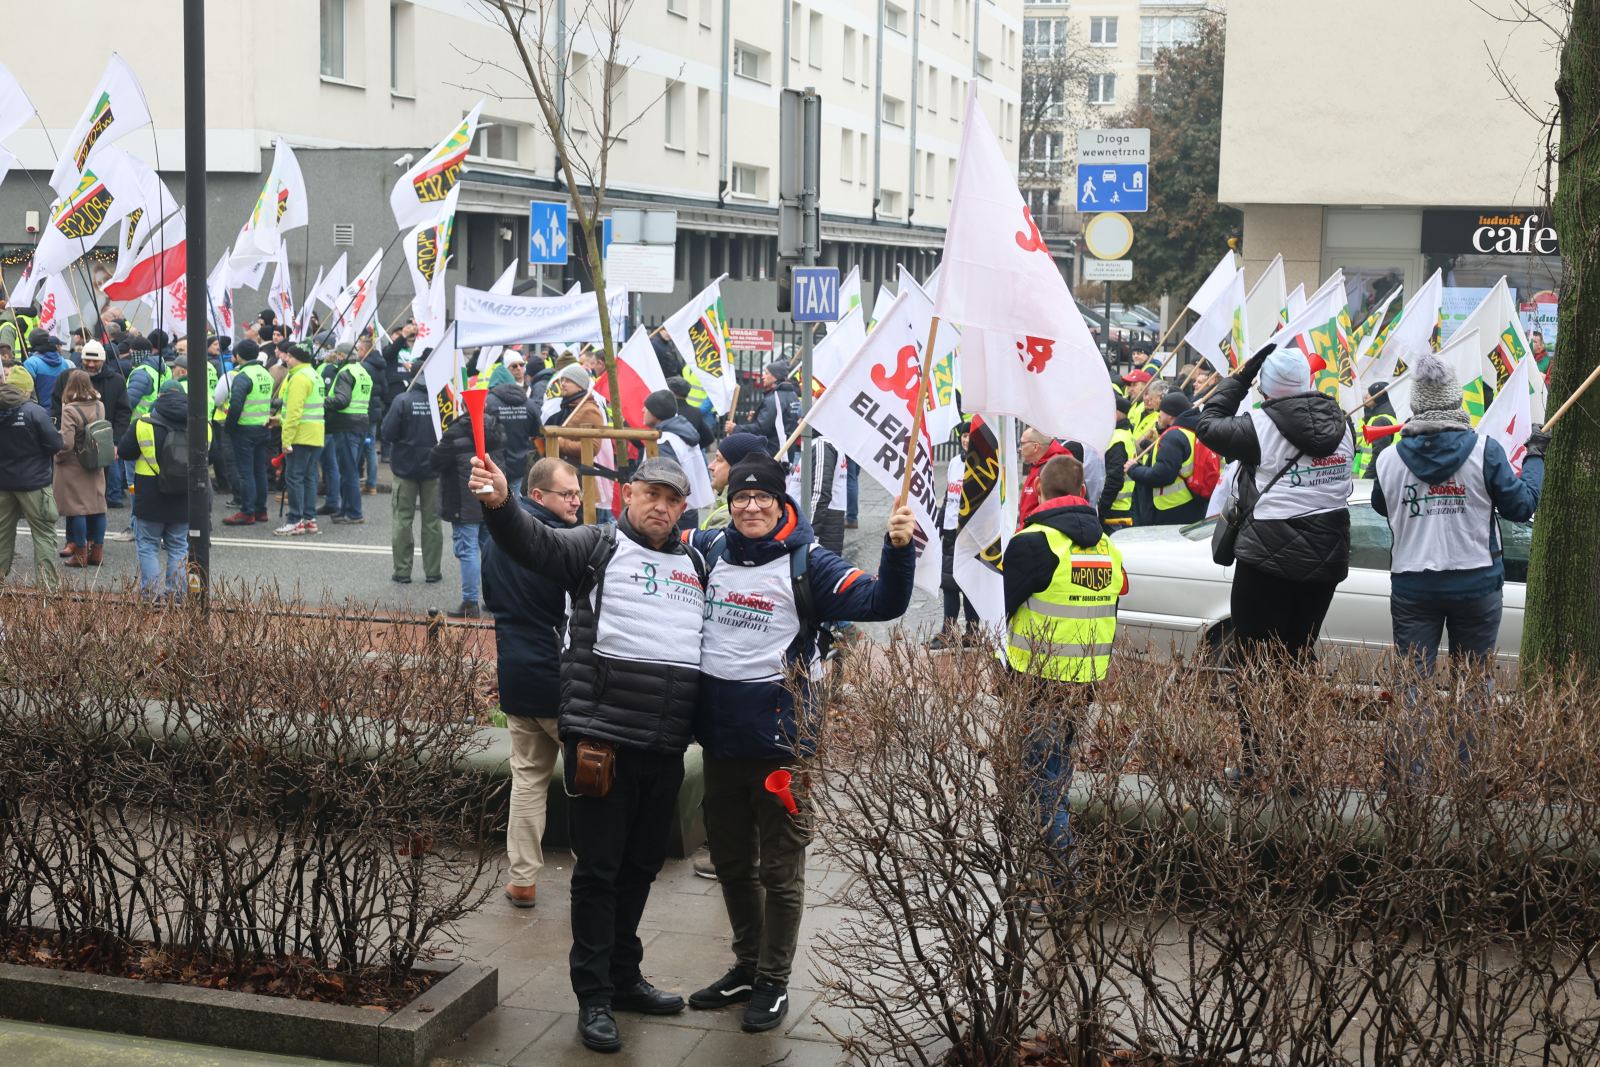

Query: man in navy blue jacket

[685,453,916,1033]
[482,458,581,909]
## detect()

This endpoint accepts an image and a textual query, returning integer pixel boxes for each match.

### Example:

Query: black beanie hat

[644,389,678,421]
[234,339,261,362]
[726,454,788,501]
[1159,392,1192,416]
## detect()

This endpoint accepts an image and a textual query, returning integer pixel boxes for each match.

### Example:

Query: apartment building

[0,0,1024,324]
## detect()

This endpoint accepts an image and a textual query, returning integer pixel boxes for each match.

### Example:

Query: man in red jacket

[1017,426,1075,526]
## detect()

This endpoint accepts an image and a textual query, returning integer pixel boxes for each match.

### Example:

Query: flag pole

[897,315,939,506]
[1539,360,1600,433]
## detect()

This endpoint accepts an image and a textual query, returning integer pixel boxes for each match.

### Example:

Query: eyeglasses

[548,489,583,502]
[730,491,778,510]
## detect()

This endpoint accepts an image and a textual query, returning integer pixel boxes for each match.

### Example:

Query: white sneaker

[273,522,301,536]
[298,520,318,535]
[112,528,136,543]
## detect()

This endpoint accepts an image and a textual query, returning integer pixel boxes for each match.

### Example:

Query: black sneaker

[689,965,754,1010]
[316,504,338,516]
[741,978,790,1032]
[446,601,481,619]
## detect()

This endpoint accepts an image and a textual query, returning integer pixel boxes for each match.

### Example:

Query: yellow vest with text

[281,363,326,448]
[1006,525,1123,684]
[233,364,275,427]
[1151,427,1197,511]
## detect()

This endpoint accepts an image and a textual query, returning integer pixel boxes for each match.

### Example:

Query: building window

[733,42,769,82]
[731,163,767,198]
[1025,188,1063,233]
[925,64,937,114]
[1089,16,1118,46]
[949,74,960,116]
[885,2,907,34]
[927,0,939,24]
[390,2,414,94]
[605,61,629,138]
[947,157,956,196]
[840,128,854,183]
[789,3,802,60]
[320,0,346,79]
[808,11,824,68]
[880,189,903,217]
[844,27,857,81]
[1137,74,1156,104]
[1023,131,1064,173]
[1025,75,1064,121]
[698,0,712,27]
[976,53,993,80]
[1140,15,1198,63]
[664,81,686,149]
[1088,73,1116,106]
[1024,16,1069,56]
[697,87,711,156]
[882,95,905,127]
[924,152,935,197]
[667,0,686,15]
[470,119,520,162]
[858,132,868,185]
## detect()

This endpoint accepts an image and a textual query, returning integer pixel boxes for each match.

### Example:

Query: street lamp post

[183,0,210,604]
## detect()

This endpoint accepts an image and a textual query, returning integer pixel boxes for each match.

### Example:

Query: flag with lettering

[391,102,482,230]
[932,86,1113,448]
[404,184,459,306]
[34,273,78,344]
[413,255,451,357]
[664,275,735,414]
[103,156,186,301]
[207,250,237,339]
[803,289,946,594]
[15,146,141,304]
[230,138,309,275]
[48,54,151,195]
[1477,343,1535,474]
[896,265,962,444]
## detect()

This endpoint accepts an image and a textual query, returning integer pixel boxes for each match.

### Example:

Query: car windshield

[1179,517,1219,541]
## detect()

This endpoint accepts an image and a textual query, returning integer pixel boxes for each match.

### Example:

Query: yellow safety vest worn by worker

[1151,427,1197,512]
[1105,426,1136,521]
[133,414,212,476]
[178,364,220,421]
[1006,525,1124,684]
[1132,404,1160,446]
[1354,413,1396,478]
[681,363,712,412]
[234,364,275,427]
[337,362,374,416]
[280,363,326,448]
[129,362,170,418]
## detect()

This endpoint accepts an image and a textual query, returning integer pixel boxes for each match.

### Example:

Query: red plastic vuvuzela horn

[1362,422,1405,444]
[764,769,799,815]
[461,386,490,465]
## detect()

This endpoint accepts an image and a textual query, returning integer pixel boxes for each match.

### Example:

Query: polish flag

[592,326,668,428]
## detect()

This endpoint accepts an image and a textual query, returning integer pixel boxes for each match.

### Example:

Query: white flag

[0,61,36,144]
[1378,268,1442,370]
[664,275,736,414]
[267,239,296,327]
[804,289,946,594]
[103,156,186,301]
[1478,346,1535,474]
[1182,268,1248,375]
[811,305,866,397]
[1285,284,1306,321]
[207,250,237,339]
[1186,251,1238,315]
[314,253,349,312]
[932,86,1113,448]
[837,265,862,318]
[231,138,310,274]
[404,184,459,305]
[35,274,79,343]
[474,261,520,366]
[895,267,962,444]
[391,103,482,229]
[332,249,384,345]
[415,325,459,442]
[412,255,450,356]
[454,284,628,348]
[49,55,152,195]
[1244,253,1286,355]
[15,146,142,304]
[295,266,322,342]
[952,417,1008,626]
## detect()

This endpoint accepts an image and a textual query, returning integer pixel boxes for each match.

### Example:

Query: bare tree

[1018,18,1107,234]
[467,0,675,426]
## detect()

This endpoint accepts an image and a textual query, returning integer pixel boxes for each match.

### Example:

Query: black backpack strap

[790,543,816,634]
[575,525,618,605]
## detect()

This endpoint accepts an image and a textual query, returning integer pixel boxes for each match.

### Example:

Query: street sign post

[528,202,569,264]
[605,245,675,293]
[1084,258,1133,282]
[791,266,839,322]
[1076,128,1150,165]
[1075,163,1147,214]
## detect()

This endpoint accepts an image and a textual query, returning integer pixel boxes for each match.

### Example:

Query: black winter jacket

[481,499,576,718]
[1126,406,1208,526]
[115,390,195,525]
[380,384,440,482]
[325,362,373,434]
[1003,497,1110,621]
[1196,377,1352,584]
[487,382,537,484]
[380,337,411,401]
[431,411,506,524]
[361,351,390,422]
[0,384,63,492]
[676,396,715,448]
[482,503,704,754]
[734,381,801,456]
[52,366,131,441]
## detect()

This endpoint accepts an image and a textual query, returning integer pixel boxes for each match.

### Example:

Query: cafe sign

[1421,208,1559,256]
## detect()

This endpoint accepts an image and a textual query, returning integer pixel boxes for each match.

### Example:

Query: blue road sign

[528,202,569,264]
[791,266,840,322]
[1075,163,1148,214]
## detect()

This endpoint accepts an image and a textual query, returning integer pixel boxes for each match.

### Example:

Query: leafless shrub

[804,635,1600,1066]
[0,588,499,1000]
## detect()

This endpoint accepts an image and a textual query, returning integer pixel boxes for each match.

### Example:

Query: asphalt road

[8,462,946,634]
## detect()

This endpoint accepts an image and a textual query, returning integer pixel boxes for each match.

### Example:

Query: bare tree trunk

[1524,0,1600,670]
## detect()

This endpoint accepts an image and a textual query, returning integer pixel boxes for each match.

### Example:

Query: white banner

[454,284,628,348]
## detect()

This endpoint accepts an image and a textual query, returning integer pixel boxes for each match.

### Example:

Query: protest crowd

[0,61,1565,1057]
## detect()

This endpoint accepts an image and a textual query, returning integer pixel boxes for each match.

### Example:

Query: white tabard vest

[1244,408,1356,522]
[1376,436,1496,573]
[700,555,804,683]
[592,533,706,665]
[943,456,964,531]
[812,442,849,513]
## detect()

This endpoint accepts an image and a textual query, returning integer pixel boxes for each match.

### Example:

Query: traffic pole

[184,0,211,607]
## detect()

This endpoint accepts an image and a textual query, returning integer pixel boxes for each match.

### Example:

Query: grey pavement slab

[0,1018,362,1067]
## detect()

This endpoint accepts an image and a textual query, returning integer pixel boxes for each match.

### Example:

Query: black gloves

[1524,425,1551,460]
[1238,343,1275,384]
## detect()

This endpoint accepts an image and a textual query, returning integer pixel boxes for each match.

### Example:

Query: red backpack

[1181,431,1222,499]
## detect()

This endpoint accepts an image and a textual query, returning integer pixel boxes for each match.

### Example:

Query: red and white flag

[932,87,1113,448]
[35,274,79,343]
[207,250,237,339]
[103,155,186,301]
[49,54,151,196]
[295,266,322,341]
[392,103,481,230]
[333,249,383,345]
[1478,343,1535,473]
[267,238,296,327]
[593,325,669,428]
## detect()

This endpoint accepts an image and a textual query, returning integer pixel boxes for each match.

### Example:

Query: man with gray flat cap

[470,451,709,1055]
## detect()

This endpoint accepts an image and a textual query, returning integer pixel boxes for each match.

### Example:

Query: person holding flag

[685,453,915,1034]
[1124,392,1211,526]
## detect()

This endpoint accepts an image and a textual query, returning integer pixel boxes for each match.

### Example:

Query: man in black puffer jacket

[471,453,707,1054]
[482,457,581,910]
[1196,342,1355,779]
[380,379,444,584]
[486,364,538,493]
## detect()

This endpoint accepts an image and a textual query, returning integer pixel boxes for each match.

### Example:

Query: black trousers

[564,739,685,1007]
[1228,560,1338,774]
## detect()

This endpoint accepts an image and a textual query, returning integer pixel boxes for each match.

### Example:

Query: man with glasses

[483,458,583,909]
[686,453,915,1033]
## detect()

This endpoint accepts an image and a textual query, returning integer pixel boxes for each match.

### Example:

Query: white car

[1111,482,1531,665]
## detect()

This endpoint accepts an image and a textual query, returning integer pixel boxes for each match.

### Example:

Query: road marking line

[21,529,415,556]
